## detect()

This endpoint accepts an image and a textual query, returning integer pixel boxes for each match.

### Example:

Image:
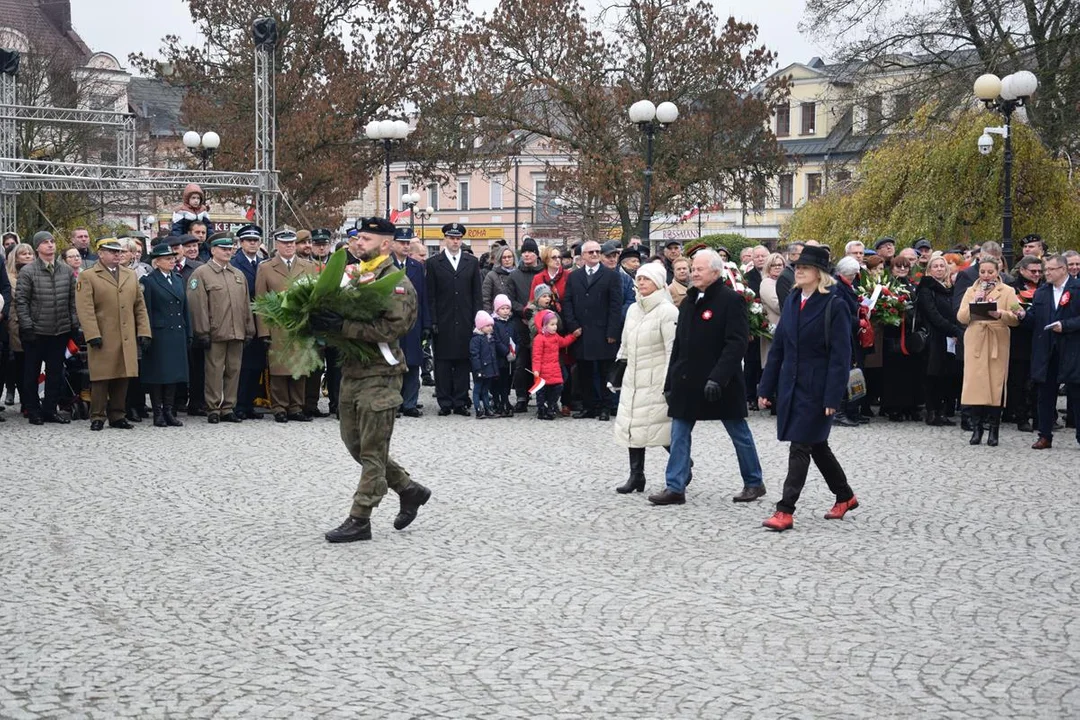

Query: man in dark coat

[1026,254,1080,449]
[230,223,266,419]
[392,228,430,417]
[775,241,804,307]
[563,239,623,421]
[426,223,482,415]
[167,234,202,415]
[506,236,543,411]
[649,248,766,506]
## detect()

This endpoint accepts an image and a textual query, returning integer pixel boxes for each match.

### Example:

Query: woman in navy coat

[757,245,859,532]
[140,245,192,427]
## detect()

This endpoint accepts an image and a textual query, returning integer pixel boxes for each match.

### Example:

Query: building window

[867,95,883,133]
[800,102,816,135]
[893,93,911,120]
[807,173,822,199]
[427,182,439,212]
[489,175,504,209]
[834,170,852,184]
[779,174,794,209]
[775,103,790,137]
[398,181,410,210]
[457,178,470,211]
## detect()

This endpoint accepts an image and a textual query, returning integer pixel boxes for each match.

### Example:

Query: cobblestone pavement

[2,390,1079,719]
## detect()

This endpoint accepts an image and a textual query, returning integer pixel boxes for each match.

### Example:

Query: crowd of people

[2,192,1079,534]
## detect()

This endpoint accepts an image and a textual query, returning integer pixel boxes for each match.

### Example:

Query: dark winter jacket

[1025,276,1080,384]
[563,264,623,361]
[758,288,852,444]
[469,330,499,378]
[15,257,78,336]
[482,266,515,312]
[664,279,748,421]
[426,251,483,360]
[916,276,964,377]
[493,316,517,370]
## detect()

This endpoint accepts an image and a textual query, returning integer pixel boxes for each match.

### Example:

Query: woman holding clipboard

[957,256,1023,446]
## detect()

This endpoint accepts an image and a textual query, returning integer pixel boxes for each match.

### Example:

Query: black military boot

[987,409,1001,447]
[394,482,432,530]
[968,408,985,446]
[325,516,372,543]
[163,407,184,427]
[616,448,647,494]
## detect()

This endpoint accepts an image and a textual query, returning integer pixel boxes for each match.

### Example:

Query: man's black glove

[309,310,344,333]
[20,329,36,347]
[138,336,151,352]
[193,335,210,350]
[704,379,722,403]
[522,307,534,320]
[88,337,103,349]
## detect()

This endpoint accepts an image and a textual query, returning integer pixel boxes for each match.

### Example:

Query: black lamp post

[364,119,412,219]
[973,71,1039,269]
[628,99,679,252]
[183,130,219,170]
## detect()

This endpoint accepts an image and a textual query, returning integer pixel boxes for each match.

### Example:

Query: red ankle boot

[824,497,859,520]
[762,511,793,531]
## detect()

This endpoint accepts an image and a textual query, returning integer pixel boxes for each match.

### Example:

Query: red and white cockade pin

[701,309,713,320]
[1061,291,1071,307]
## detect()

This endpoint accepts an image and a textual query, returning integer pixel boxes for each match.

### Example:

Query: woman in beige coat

[613,261,679,493]
[957,257,1022,447]
[758,252,785,366]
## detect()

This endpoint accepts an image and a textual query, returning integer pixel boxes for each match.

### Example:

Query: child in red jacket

[530,310,580,419]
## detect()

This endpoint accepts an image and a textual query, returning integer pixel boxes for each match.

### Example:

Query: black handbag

[902,305,929,355]
[607,359,627,389]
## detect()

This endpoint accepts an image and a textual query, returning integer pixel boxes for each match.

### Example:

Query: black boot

[987,409,1001,447]
[617,448,647,494]
[153,410,167,427]
[968,409,985,445]
[324,516,372,543]
[163,407,184,427]
[394,482,431,530]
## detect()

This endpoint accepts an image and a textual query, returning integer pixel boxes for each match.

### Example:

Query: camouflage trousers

[338,373,412,518]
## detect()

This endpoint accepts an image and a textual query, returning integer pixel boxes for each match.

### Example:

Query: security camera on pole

[973,70,1039,269]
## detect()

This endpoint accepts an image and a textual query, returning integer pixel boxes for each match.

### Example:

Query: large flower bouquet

[857,273,913,327]
[252,248,405,377]
[721,262,773,340]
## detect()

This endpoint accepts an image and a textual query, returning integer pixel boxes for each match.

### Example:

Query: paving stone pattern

[2,391,1078,718]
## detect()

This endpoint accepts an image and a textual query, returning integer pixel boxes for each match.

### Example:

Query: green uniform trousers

[339,373,412,517]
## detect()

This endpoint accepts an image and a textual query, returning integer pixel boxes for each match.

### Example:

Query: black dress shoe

[437,407,452,416]
[572,409,597,419]
[1017,419,1033,433]
[307,408,329,418]
[153,412,167,427]
[325,516,373,543]
[187,407,207,417]
[287,413,312,422]
[416,403,424,410]
[28,414,44,426]
[647,489,686,505]
[275,412,289,423]
[732,485,767,503]
[90,420,104,431]
[513,400,529,413]
[109,418,134,429]
[833,413,859,428]
[401,408,422,418]
[207,413,220,424]
[163,409,183,427]
[598,409,610,421]
[245,411,264,420]
[394,482,431,530]
[220,412,242,423]
[453,406,470,417]
[43,413,70,424]
[125,410,142,423]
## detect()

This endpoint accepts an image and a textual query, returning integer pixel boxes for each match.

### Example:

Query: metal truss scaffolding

[0,20,279,237]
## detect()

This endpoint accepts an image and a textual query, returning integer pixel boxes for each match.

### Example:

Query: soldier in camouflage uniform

[313,217,432,543]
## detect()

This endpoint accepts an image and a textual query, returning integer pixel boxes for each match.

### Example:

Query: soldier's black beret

[354,217,397,236]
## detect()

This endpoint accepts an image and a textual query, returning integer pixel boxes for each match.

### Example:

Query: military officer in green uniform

[186,235,255,423]
[313,217,431,543]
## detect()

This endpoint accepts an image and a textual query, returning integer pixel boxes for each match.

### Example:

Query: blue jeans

[472,377,492,412]
[665,417,764,493]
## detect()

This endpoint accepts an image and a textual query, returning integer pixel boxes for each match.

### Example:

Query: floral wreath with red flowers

[720,262,773,340]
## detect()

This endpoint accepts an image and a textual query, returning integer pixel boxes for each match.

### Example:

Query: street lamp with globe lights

[183,130,220,171]
[973,70,1039,268]
[628,99,678,251]
[414,204,434,240]
[401,192,423,234]
[365,119,413,219]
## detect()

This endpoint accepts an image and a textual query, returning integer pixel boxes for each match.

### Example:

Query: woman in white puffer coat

[613,261,679,494]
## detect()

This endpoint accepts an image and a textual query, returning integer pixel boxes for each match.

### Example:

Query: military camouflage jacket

[341,256,417,379]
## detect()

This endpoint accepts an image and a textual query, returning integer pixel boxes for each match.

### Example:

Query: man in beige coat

[187,235,255,423]
[75,238,151,431]
[255,230,315,422]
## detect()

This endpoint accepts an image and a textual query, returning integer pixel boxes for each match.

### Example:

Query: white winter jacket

[613,287,678,448]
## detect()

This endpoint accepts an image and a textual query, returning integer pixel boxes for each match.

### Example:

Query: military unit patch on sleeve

[190,278,199,290]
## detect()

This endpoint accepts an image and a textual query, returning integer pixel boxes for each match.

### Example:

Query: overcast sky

[72,0,826,74]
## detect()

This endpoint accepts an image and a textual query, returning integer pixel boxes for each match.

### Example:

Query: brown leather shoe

[1031,436,1052,450]
[647,489,685,505]
[732,485,766,503]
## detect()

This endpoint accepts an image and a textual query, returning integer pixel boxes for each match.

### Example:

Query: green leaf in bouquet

[312,247,348,302]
